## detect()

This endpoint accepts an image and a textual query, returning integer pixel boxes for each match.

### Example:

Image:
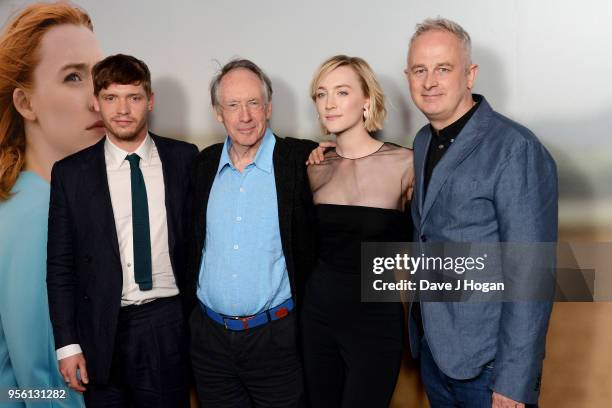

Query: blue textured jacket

[409,96,558,404]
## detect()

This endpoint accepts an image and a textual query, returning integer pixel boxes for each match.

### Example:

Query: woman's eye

[64,72,82,82]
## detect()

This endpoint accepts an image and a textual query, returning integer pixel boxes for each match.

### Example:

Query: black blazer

[46,133,198,383]
[184,135,318,316]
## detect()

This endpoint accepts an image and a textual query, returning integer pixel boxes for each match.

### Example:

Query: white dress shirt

[57,134,178,360]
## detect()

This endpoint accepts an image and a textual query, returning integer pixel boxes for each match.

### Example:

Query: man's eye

[338,91,348,96]
[316,92,326,98]
[64,72,82,82]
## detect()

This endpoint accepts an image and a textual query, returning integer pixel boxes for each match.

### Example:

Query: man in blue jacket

[406,18,557,408]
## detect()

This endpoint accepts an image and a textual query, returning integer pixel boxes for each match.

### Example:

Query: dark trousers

[190,306,303,408]
[420,338,538,408]
[301,304,403,408]
[84,296,190,408]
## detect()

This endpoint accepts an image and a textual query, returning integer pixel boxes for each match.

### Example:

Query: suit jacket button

[83,295,89,300]
[84,255,92,263]
[421,235,427,242]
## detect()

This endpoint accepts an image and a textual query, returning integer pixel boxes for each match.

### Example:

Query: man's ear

[12,88,36,121]
[148,92,155,111]
[214,106,224,124]
[466,64,479,90]
[265,100,272,120]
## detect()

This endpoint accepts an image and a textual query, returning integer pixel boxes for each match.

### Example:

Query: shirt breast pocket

[251,196,282,252]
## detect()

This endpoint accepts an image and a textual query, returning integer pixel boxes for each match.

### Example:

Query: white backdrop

[2,0,611,228]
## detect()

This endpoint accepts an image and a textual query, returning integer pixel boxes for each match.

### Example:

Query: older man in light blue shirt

[187,59,317,407]
[198,128,291,317]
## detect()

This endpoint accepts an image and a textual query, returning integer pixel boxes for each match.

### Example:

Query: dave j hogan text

[372,279,505,293]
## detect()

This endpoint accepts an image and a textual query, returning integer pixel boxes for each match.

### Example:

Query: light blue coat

[0,172,83,407]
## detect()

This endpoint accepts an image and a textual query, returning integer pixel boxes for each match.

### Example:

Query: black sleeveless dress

[302,143,414,408]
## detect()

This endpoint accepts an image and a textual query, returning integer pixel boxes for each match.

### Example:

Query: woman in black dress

[302,55,414,407]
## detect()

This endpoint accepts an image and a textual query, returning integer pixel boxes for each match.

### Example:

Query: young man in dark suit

[47,54,197,407]
[186,59,317,407]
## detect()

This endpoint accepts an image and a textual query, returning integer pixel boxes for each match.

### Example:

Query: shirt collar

[217,128,275,175]
[104,133,154,170]
[430,94,482,142]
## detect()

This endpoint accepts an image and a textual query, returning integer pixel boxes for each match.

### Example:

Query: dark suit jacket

[184,135,318,316]
[46,133,198,383]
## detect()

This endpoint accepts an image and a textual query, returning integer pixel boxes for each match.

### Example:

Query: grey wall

[2,0,611,228]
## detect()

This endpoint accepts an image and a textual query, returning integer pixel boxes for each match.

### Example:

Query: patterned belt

[200,298,294,331]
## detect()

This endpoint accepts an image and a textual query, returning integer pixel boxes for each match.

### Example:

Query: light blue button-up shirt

[197,129,291,316]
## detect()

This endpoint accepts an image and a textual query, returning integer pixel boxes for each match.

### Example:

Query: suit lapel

[152,135,179,255]
[420,100,492,227]
[82,138,121,262]
[272,136,294,260]
[195,147,221,254]
[414,129,431,217]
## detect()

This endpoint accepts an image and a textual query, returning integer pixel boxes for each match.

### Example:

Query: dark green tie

[126,154,152,291]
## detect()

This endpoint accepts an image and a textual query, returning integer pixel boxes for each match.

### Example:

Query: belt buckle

[223,314,255,330]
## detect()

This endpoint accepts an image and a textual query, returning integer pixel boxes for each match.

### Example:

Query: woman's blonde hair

[310,55,386,134]
[0,2,93,201]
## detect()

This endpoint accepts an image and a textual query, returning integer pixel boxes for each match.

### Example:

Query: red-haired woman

[0,3,104,406]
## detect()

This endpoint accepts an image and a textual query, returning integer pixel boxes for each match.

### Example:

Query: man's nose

[239,105,252,122]
[117,98,130,114]
[424,71,438,89]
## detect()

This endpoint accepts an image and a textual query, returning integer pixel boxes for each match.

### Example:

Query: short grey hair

[209,59,273,108]
[410,17,472,67]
